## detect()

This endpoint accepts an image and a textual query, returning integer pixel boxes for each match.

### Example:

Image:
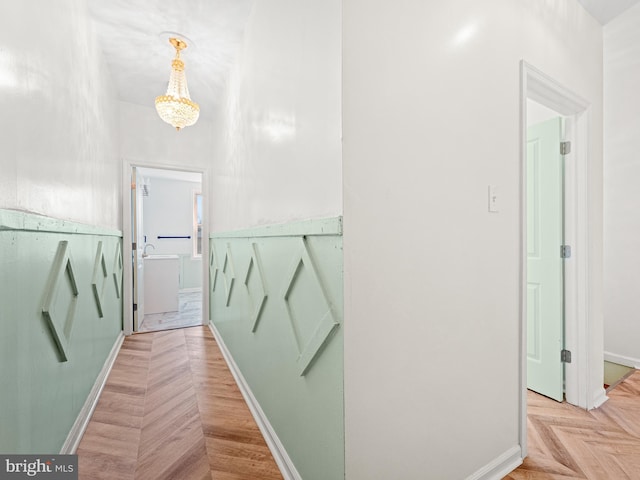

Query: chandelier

[155,37,199,131]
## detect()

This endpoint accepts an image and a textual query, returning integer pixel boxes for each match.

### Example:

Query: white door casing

[122,159,210,336]
[132,166,145,331]
[519,61,603,459]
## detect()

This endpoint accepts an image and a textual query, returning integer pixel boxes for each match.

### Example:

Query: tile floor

[138,290,203,333]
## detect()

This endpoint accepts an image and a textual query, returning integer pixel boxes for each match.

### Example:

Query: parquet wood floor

[505,371,640,480]
[77,326,283,480]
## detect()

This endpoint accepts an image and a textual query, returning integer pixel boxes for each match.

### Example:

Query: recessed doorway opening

[123,161,209,336]
[519,61,603,458]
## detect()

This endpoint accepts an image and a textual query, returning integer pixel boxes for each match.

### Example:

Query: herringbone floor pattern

[77,326,640,479]
[505,371,640,479]
[77,326,283,480]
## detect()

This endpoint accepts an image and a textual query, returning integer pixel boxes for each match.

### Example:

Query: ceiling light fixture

[155,37,199,131]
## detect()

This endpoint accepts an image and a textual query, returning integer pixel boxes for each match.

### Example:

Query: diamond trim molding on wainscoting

[42,241,79,362]
[282,237,340,376]
[112,242,123,299]
[244,242,268,333]
[222,244,235,306]
[91,241,108,318]
[210,243,219,292]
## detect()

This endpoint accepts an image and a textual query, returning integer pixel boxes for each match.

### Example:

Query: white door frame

[122,158,210,336]
[519,61,601,455]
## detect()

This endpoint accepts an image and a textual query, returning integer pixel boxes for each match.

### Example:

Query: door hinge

[561,349,572,363]
[133,303,138,312]
[132,242,137,250]
[560,141,571,155]
[560,245,572,259]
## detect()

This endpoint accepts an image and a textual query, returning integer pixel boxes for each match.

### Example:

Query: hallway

[76,326,282,480]
[3,0,640,478]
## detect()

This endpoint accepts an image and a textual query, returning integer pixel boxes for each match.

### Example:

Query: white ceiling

[88,0,255,120]
[89,0,639,123]
[576,0,640,24]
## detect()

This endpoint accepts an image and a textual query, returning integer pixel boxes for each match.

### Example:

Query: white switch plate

[488,185,499,212]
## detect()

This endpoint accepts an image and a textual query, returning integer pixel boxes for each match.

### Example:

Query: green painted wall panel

[210,217,344,480]
[0,211,122,453]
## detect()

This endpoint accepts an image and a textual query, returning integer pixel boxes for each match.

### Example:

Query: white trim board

[210,216,343,239]
[465,446,523,480]
[592,389,609,409]
[60,331,125,454]
[208,322,302,480]
[0,208,122,237]
[604,351,640,369]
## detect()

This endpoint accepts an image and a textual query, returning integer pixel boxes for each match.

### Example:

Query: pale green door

[526,117,564,402]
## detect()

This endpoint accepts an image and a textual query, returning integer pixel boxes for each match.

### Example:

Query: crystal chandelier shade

[155,38,199,131]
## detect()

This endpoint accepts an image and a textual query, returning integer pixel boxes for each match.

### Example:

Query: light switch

[488,185,499,212]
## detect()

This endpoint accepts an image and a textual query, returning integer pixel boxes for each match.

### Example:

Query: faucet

[142,243,155,258]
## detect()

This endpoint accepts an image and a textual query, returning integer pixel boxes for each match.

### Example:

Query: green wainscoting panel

[0,210,123,454]
[210,217,344,480]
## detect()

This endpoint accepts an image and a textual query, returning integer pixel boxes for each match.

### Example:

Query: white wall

[343,1,603,478]
[0,0,120,229]
[209,0,342,232]
[119,101,214,171]
[142,176,201,256]
[603,2,640,368]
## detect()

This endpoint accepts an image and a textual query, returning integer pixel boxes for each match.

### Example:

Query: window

[193,192,202,257]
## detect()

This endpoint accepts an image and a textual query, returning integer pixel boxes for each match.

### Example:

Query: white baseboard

[591,387,609,410]
[60,331,125,454]
[466,446,523,480]
[208,322,301,480]
[604,351,640,369]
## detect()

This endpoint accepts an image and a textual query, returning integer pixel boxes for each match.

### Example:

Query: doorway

[123,161,209,336]
[519,61,601,456]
